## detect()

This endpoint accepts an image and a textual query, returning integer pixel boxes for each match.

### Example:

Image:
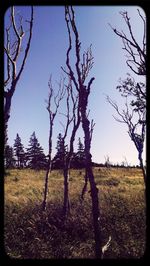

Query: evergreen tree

[77,138,85,159]
[4,145,16,169]
[73,138,85,168]
[53,133,67,169]
[26,132,47,170]
[13,133,25,168]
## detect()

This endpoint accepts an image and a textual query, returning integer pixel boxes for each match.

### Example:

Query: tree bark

[42,126,52,211]
[139,152,146,185]
[42,159,51,211]
[4,7,34,145]
[63,6,102,257]
[80,90,102,258]
[63,162,70,216]
[62,91,80,217]
[81,169,88,200]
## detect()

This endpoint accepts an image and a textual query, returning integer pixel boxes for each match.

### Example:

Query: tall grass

[4,167,146,259]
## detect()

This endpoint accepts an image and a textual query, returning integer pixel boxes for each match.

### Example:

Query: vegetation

[4,6,146,260]
[4,145,15,169]
[107,9,146,184]
[26,131,47,170]
[13,133,25,168]
[4,7,34,145]
[4,167,146,259]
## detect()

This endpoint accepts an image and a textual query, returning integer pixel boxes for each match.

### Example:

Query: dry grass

[4,167,146,259]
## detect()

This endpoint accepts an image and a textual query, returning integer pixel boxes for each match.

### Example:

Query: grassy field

[4,167,146,259]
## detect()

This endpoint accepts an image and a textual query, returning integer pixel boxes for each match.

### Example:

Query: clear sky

[4,5,146,166]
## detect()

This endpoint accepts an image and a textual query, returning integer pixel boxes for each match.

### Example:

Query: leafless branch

[107,93,146,183]
[42,75,65,211]
[62,6,79,92]
[90,119,95,142]
[106,95,127,123]
[4,6,34,144]
[15,6,34,84]
[47,75,66,123]
[109,9,146,75]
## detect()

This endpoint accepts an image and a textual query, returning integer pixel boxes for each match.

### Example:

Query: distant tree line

[4,132,86,170]
[4,131,141,170]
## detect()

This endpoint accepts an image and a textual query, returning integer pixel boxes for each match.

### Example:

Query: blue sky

[4,5,146,165]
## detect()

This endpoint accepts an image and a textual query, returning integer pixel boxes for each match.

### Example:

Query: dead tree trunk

[42,125,52,211]
[62,6,102,257]
[139,152,146,185]
[61,81,81,217]
[42,76,65,211]
[63,158,70,216]
[79,88,102,258]
[81,169,88,201]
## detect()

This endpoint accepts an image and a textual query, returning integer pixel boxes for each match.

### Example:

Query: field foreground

[4,167,146,259]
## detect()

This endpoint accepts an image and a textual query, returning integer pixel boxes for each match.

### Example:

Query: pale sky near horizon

[4,5,146,166]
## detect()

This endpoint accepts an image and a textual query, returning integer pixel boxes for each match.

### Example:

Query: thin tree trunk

[63,163,70,216]
[42,127,52,211]
[42,159,51,211]
[81,169,88,200]
[4,93,12,145]
[139,153,146,185]
[62,109,80,217]
[81,101,102,258]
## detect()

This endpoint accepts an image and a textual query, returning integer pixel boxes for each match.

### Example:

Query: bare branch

[4,27,11,86]
[109,9,146,75]
[106,95,127,123]
[15,6,34,84]
[4,6,34,146]
[107,92,146,183]
[81,45,94,83]
[47,75,66,123]
[63,6,79,92]
[90,119,95,142]
[137,9,146,54]
[42,75,65,211]
[11,7,22,62]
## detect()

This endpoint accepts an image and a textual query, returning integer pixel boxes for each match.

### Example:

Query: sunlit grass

[4,167,146,259]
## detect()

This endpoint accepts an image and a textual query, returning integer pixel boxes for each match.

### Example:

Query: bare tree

[106,95,146,184]
[109,9,146,122]
[59,78,81,217]
[104,155,111,168]
[122,156,129,168]
[4,6,34,144]
[107,9,146,184]
[62,6,102,258]
[42,76,65,211]
[109,9,146,76]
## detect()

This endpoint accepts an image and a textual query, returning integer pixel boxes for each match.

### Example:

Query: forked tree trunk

[80,93,102,258]
[63,5,102,257]
[62,105,80,217]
